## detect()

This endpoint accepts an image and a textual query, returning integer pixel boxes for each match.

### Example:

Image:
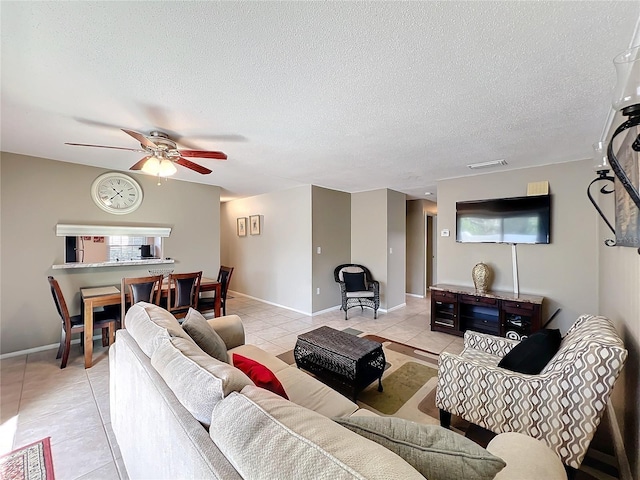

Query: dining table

[80,276,221,368]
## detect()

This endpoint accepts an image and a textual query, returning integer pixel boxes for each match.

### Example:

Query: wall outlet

[389,247,393,254]
[317,246,321,254]
[316,288,320,295]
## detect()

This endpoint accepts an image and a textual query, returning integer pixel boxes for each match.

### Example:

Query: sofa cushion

[498,329,562,374]
[151,336,254,427]
[334,416,506,480]
[274,367,359,418]
[209,386,424,479]
[182,308,229,363]
[227,344,290,374]
[125,302,191,357]
[232,354,288,399]
[343,271,367,292]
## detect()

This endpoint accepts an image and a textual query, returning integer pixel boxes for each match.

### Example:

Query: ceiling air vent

[467,159,508,170]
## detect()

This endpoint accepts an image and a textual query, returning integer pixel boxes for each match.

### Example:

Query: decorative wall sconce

[588,45,640,253]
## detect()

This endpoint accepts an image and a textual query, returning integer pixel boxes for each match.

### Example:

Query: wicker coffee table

[294,326,385,401]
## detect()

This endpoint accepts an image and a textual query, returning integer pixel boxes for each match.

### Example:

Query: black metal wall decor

[588,45,640,254]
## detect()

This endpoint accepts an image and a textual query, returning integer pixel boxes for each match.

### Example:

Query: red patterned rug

[0,437,55,480]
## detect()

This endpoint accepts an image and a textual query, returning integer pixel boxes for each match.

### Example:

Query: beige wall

[386,189,406,309]
[0,152,220,354]
[351,189,406,311]
[222,186,406,315]
[600,244,640,478]
[220,186,313,313]
[311,186,351,312]
[406,200,425,296]
[437,160,598,332]
[351,190,388,305]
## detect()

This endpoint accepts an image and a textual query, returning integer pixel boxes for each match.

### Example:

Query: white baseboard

[0,333,104,360]
[227,290,341,317]
[386,303,407,313]
[406,293,425,298]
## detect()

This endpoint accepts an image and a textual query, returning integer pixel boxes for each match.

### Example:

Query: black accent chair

[120,275,164,327]
[48,276,118,369]
[199,266,234,316]
[333,264,380,320]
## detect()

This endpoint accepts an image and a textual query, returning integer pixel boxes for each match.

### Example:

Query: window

[108,236,146,262]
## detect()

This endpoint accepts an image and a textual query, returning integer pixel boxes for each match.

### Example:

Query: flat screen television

[456,195,551,244]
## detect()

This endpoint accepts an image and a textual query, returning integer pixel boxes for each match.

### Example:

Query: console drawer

[432,290,456,302]
[502,300,535,311]
[459,294,497,306]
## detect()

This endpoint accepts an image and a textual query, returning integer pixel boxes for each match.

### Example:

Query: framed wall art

[237,217,247,237]
[250,215,261,235]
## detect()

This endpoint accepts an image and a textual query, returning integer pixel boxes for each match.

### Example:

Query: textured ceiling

[1,2,639,201]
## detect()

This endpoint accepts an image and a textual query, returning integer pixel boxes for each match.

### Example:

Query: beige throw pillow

[333,416,506,480]
[181,308,229,363]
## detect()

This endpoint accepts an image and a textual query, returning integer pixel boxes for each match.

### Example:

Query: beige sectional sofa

[110,302,566,479]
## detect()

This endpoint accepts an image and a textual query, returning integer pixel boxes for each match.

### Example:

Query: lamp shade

[141,156,160,175]
[159,159,177,177]
[612,45,640,112]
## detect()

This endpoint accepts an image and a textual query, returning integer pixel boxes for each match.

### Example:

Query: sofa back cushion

[125,302,191,357]
[151,336,254,427]
[209,385,424,479]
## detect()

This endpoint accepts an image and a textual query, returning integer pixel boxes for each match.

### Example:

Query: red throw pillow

[232,354,289,400]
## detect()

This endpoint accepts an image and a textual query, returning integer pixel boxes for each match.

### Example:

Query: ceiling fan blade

[178,149,227,160]
[121,129,158,149]
[65,142,145,153]
[130,156,151,171]
[176,157,213,175]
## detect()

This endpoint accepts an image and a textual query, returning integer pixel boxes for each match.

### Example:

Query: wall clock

[91,172,143,215]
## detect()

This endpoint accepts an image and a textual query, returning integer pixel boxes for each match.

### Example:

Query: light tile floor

[0,294,462,480]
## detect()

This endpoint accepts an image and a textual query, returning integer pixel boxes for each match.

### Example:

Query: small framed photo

[250,215,261,235]
[237,217,247,237]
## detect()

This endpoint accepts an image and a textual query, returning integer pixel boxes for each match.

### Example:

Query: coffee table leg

[377,376,383,392]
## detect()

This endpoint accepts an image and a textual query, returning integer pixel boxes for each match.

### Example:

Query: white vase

[472,263,492,293]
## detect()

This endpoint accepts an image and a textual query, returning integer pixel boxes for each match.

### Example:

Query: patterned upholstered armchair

[435,315,627,473]
[334,264,380,320]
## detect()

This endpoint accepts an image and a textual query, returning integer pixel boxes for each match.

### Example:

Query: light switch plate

[441,229,450,237]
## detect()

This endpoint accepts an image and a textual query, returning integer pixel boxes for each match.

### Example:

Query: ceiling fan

[65,129,227,176]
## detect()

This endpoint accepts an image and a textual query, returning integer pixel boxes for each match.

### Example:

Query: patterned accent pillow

[498,329,561,374]
[233,354,288,399]
[333,416,506,480]
[181,308,229,363]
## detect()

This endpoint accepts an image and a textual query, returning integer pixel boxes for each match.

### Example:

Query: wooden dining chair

[48,276,118,369]
[120,275,164,327]
[199,265,234,316]
[167,271,202,320]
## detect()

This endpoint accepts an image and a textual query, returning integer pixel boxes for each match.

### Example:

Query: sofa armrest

[464,330,520,357]
[206,315,245,350]
[487,433,566,480]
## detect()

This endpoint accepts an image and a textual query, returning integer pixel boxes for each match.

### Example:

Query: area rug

[0,437,55,480]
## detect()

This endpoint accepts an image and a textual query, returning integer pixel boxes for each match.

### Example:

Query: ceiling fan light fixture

[159,159,177,177]
[141,156,161,175]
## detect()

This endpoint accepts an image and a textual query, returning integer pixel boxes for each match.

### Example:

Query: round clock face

[91,173,143,215]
